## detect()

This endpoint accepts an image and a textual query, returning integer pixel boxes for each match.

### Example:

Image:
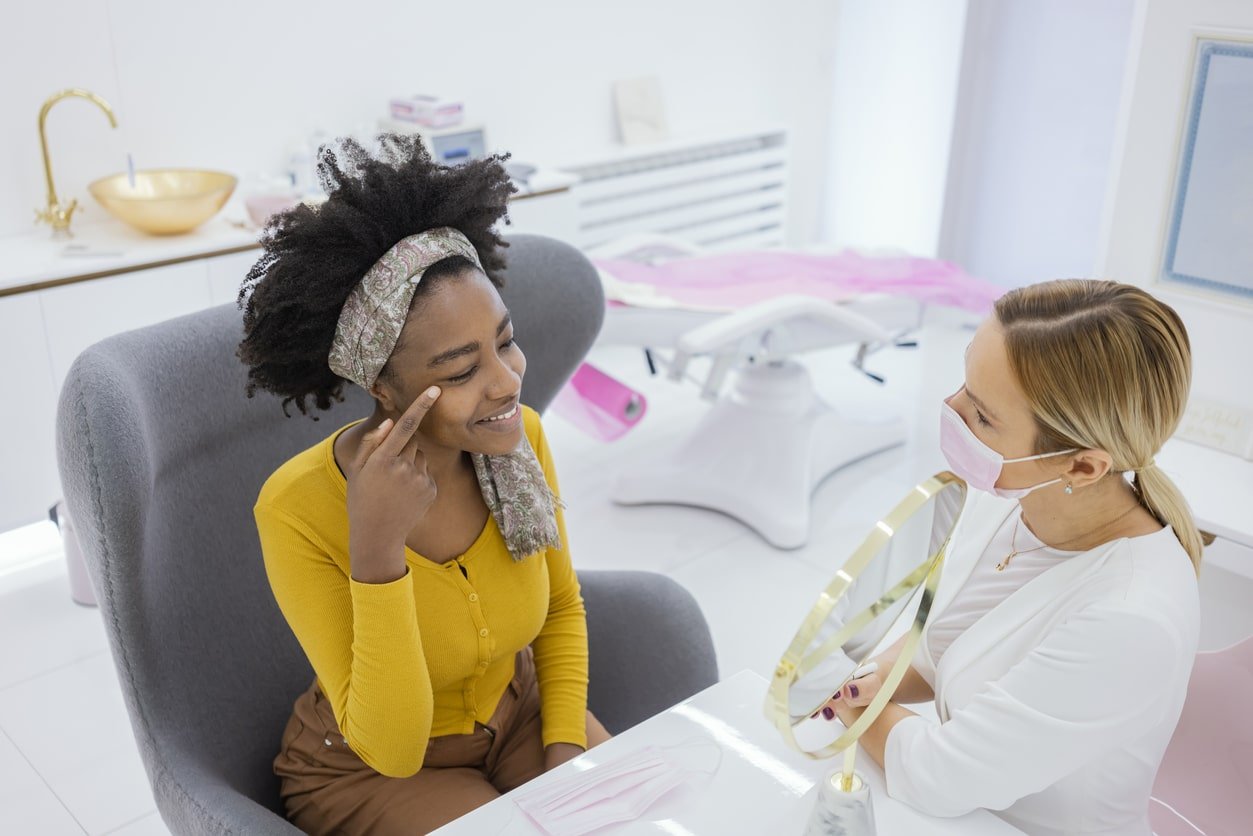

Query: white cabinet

[207,250,259,308]
[1205,534,1253,579]
[0,261,215,532]
[1198,537,1253,651]
[0,294,61,533]
[506,190,578,242]
[39,261,213,391]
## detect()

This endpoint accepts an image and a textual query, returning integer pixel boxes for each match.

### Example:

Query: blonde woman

[815,280,1201,836]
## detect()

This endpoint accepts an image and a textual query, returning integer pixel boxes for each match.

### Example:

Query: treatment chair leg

[611,361,905,549]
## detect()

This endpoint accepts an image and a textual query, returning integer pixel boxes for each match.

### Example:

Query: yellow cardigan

[255,406,588,777]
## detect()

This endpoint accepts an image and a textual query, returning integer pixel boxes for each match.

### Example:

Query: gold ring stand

[764,471,966,827]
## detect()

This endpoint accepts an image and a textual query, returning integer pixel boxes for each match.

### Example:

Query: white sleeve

[911,627,936,690]
[883,605,1179,817]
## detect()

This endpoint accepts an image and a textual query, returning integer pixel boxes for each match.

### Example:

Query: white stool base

[611,362,905,549]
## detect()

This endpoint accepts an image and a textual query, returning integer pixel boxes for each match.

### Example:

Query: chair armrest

[578,570,719,733]
[146,743,303,835]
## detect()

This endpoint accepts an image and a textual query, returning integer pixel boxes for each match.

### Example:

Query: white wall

[0,0,840,245]
[1098,0,1253,409]
[938,0,1136,286]
[822,0,969,256]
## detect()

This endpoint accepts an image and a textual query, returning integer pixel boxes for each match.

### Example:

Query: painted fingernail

[822,707,834,720]
[850,685,860,699]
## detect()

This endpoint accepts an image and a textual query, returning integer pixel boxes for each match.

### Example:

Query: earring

[1064,483,1073,495]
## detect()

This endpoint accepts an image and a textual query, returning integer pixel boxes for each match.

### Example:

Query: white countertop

[434,670,1020,835]
[0,183,571,297]
[0,216,260,295]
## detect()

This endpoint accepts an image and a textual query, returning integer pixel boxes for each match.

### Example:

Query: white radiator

[563,128,789,252]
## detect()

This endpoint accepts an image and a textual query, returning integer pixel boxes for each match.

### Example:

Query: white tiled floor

[3,316,1251,832]
[0,555,162,835]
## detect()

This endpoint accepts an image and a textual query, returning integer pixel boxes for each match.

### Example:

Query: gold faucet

[36,89,118,238]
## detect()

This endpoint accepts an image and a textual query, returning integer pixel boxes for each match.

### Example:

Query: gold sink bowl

[88,169,237,235]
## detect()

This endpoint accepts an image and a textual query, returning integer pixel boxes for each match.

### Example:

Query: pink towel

[596,250,1001,315]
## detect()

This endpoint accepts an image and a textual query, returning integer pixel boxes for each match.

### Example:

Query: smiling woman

[236,135,610,835]
[237,134,515,416]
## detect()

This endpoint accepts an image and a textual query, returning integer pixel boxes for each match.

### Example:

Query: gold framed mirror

[765,472,967,760]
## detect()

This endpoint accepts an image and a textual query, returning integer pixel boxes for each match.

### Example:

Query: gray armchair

[55,235,718,835]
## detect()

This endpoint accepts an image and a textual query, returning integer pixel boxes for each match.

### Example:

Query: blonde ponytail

[1134,465,1204,574]
[995,280,1203,575]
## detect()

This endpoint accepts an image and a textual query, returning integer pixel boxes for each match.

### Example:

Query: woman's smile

[475,400,522,433]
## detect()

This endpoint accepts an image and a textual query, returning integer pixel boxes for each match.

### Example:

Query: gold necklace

[997,505,1139,572]
[997,516,1048,571]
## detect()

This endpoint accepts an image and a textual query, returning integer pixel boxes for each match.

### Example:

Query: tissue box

[389,95,464,128]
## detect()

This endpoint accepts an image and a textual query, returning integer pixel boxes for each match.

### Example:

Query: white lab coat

[883,491,1199,836]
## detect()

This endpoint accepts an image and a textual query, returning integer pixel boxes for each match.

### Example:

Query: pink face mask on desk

[514,746,687,836]
[940,400,1076,499]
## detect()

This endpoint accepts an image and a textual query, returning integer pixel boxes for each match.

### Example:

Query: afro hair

[237,133,516,416]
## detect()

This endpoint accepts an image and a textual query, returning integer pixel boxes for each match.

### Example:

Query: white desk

[434,671,1020,835]
[1158,438,1253,551]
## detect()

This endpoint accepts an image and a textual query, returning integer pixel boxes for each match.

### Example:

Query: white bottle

[307,129,330,194]
[286,140,313,196]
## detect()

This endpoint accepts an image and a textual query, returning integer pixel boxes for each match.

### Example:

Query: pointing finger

[353,418,393,471]
[379,386,441,458]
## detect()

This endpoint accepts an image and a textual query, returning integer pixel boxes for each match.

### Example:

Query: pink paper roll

[552,363,647,442]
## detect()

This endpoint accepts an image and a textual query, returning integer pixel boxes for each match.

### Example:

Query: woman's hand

[544,742,585,772]
[812,669,885,723]
[345,387,441,584]
[807,651,925,773]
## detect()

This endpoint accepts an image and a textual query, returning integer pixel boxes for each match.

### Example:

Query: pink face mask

[940,400,1075,499]
[515,746,687,835]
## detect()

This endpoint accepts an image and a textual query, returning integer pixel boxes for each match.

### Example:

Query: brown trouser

[274,647,609,835]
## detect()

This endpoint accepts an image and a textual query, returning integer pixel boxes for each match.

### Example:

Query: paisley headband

[328,227,482,389]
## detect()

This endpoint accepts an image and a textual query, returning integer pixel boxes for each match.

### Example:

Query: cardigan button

[468,593,479,602]
[479,628,489,638]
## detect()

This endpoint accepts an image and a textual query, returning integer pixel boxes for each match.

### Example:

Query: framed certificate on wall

[1161,37,1253,300]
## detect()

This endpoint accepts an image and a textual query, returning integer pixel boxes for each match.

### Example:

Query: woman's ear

[369,379,399,415]
[1065,450,1114,490]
